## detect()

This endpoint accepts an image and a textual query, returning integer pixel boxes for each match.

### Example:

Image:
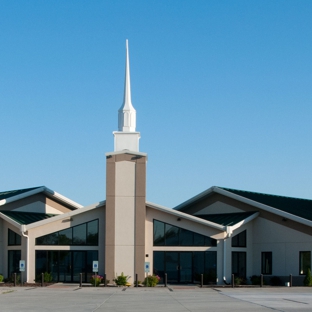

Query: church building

[0,41,311,286]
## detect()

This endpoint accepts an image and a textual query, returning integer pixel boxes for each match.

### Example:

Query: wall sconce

[145,254,149,257]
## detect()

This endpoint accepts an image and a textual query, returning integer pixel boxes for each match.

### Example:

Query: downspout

[21,225,29,283]
[223,226,232,285]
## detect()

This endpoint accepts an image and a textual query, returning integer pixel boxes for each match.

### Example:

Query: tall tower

[113,40,141,152]
[105,40,147,283]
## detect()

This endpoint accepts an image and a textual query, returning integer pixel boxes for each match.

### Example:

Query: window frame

[35,219,99,246]
[8,228,21,246]
[261,252,272,275]
[231,230,246,248]
[153,219,217,247]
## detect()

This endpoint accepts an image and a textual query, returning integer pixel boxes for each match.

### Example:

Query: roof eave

[173,186,217,211]
[0,186,83,210]
[215,188,312,228]
[0,212,22,229]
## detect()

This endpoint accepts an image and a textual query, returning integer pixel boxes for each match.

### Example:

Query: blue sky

[1,1,312,207]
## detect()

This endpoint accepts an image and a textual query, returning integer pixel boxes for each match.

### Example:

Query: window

[8,229,21,246]
[153,251,217,284]
[299,251,311,275]
[8,250,21,277]
[232,252,246,278]
[261,252,272,275]
[232,230,246,247]
[36,219,99,246]
[153,220,217,247]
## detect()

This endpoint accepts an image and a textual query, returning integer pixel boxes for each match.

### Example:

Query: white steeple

[113,40,140,152]
[118,39,136,132]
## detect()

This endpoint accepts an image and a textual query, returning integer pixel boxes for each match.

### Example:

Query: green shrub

[0,274,3,282]
[143,275,160,287]
[90,274,103,286]
[113,272,130,286]
[36,272,53,283]
[234,276,247,285]
[304,269,312,286]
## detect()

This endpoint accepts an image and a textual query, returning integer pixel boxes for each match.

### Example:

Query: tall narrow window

[299,251,311,275]
[261,252,272,275]
[8,250,21,277]
[232,252,246,278]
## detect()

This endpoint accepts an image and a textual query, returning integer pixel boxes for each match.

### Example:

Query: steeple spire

[113,40,140,152]
[118,39,136,132]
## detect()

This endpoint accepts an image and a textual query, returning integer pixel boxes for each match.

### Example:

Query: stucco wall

[252,217,312,278]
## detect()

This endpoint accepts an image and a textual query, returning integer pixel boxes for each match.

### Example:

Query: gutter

[21,225,29,283]
[223,226,232,285]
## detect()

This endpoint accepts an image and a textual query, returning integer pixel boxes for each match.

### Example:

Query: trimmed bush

[113,272,130,286]
[304,269,312,286]
[143,275,160,287]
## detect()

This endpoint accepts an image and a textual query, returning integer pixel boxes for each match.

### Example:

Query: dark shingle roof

[0,211,56,225]
[220,187,312,221]
[196,212,256,226]
[0,187,42,201]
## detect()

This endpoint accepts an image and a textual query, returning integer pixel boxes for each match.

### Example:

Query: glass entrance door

[59,251,72,282]
[166,252,179,283]
[179,252,192,283]
[73,251,86,282]
[165,252,192,283]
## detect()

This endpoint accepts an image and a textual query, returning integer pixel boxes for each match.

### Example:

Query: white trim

[0,186,83,209]
[0,212,21,228]
[42,187,83,209]
[173,186,215,211]
[215,188,312,228]
[106,150,147,158]
[228,212,260,232]
[146,201,226,231]
[175,186,312,228]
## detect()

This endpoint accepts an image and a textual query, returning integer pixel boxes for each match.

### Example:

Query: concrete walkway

[0,285,312,311]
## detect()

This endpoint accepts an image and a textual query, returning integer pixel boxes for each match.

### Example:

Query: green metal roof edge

[0,187,43,201]
[0,211,57,225]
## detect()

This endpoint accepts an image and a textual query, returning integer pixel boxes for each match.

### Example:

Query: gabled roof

[220,187,312,222]
[0,187,41,201]
[0,186,83,210]
[196,212,256,226]
[0,211,56,225]
[174,186,312,227]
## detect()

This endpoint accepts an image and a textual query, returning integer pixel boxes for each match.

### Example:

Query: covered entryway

[153,251,217,284]
[35,250,98,283]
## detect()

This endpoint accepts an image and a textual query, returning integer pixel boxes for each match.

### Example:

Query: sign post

[92,261,98,287]
[144,262,150,287]
[19,260,25,286]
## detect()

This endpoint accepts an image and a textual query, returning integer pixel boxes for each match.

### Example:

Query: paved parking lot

[0,285,312,311]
